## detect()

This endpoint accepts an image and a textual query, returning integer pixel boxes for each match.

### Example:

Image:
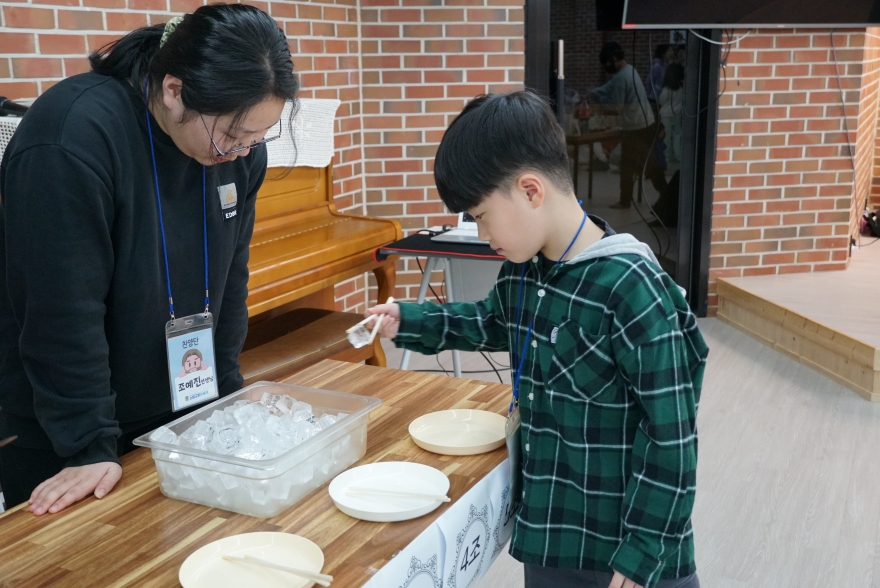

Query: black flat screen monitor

[622,0,880,28]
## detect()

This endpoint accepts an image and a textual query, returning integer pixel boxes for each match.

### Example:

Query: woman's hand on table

[365,302,400,339]
[29,462,122,515]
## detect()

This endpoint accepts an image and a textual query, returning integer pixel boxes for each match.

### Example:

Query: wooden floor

[385,317,880,587]
[717,243,880,400]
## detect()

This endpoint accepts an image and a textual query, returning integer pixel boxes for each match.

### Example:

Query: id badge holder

[505,404,523,512]
[166,312,220,412]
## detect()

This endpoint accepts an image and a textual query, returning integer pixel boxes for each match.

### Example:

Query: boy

[368,91,707,588]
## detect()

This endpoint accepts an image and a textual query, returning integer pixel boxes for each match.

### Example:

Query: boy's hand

[365,302,401,339]
[608,570,643,588]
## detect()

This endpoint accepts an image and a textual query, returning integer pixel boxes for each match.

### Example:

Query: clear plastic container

[133,381,382,518]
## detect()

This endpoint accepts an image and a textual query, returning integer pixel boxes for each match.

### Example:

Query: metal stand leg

[400,256,438,371]
[443,259,462,378]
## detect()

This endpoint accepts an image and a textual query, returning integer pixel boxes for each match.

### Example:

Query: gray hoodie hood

[565,232,688,297]
[567,232,661,266]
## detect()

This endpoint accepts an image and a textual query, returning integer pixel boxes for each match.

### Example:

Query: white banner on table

[437,463,505,588]
[362,460,512,588]
[367,523,445,588]
[486,459,516,559]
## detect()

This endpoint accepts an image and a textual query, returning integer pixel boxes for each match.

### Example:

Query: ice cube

[192,421,214,444]
[180,421,213,449]
[260,392,281,407]
[275,395,296,414]
[234,430,269,460]
[232,404,252,424]
[275,414,297,435]
[234,400,249,408]
[292,408,313,423]
[149,426,177,444]
[244,414,266,432]
[347,324,372,349]
[336,412,348,421]
[206,410,226,428]
[316,414,337,430]
[265,414,283,436]
[293,421,320,445]
[213,426,240,452]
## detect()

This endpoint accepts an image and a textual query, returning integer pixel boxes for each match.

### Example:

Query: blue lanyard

[510,210,588,412]
[143,83,209,320]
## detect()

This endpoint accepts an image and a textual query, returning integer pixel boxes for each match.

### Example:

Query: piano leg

[372,260,396,307]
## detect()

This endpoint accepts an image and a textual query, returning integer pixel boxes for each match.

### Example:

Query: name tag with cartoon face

[218,183,237,220]
[166,312,219,411]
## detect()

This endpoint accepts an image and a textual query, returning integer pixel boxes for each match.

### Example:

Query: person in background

[588,42,667,209]
[0,4,299,515]
[659,63,685,166]
[644,44,672,107]
[674,44,687,65]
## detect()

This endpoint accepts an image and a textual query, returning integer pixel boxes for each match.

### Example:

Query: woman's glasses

[200,114,282,157]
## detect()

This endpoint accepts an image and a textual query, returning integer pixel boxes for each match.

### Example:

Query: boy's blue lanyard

[143,82,209,321]
[510,210,588,413]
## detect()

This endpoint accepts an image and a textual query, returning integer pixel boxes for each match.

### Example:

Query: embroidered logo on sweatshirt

[218,183,237,219]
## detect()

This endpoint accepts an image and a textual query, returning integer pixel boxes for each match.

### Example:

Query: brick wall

[708,29,867,314]
[358,0,524,306]
[0,0,526,313]
[854,29,880,237]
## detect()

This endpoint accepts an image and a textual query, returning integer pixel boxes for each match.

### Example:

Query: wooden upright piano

[238,164,401,384]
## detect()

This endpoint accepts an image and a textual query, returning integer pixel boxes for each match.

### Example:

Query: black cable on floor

[478,351,505,383]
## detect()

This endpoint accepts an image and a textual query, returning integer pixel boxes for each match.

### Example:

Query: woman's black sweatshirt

[0,73,266,466]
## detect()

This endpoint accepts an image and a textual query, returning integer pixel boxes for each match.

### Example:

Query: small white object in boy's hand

[347,323,374,349]
[346,297,394,349]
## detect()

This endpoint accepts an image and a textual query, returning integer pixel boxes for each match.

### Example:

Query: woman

[0,4,299,514]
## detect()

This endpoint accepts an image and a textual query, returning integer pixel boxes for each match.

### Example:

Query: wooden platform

[717,243,880,401]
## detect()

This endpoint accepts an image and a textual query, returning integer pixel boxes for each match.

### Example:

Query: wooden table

[566,129,621,202]
[0,360,511,587]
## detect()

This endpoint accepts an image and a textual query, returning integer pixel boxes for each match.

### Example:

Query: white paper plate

[408,409,507,456]
[179,532,324,588]
[329,461,449,522]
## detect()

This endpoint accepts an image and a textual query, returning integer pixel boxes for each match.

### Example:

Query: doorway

[525,0,720,315]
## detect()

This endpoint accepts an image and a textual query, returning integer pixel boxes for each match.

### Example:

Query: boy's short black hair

[433,91,573,213]
[599,42,625,64]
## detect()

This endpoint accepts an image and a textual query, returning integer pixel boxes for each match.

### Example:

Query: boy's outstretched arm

[367,286,509,356]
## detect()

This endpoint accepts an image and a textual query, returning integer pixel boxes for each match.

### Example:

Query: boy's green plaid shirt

[394,226,708,587]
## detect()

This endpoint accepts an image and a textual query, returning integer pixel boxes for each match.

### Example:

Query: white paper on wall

[266,98,341,169]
